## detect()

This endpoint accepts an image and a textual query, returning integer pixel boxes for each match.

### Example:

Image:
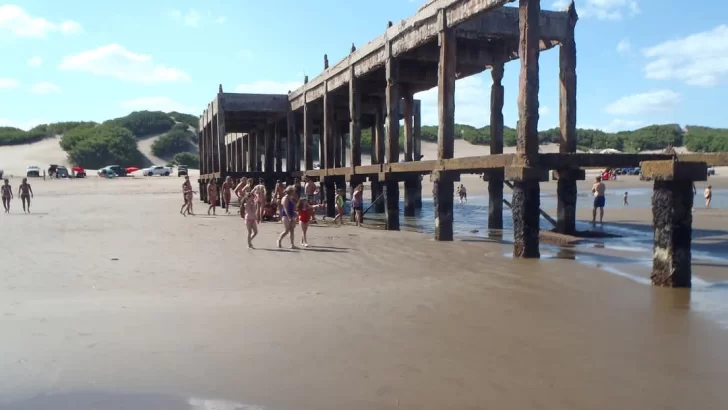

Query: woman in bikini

[1,178,12,213]
[242,192,259,249]
[351,184,364,227]
[297,197,324,247]
[276,187,298,249]
[207,179,219,215]
[333,189,345,224]
[705,185,712,209]
[233,177,249,213]
[180,176,195,216]
[221,176,234,214]
[252,178,267,223]
[18,177,34,213]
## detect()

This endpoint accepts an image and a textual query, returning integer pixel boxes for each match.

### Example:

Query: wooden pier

[197,0,728,288]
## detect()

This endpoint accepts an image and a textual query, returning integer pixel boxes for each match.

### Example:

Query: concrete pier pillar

[553,168,585,234]
[371,179,384,213]
[484,170,504,233]
[432,171,456,241]
[507,166,548,258]
[404,176,418,217]
[489,63,505,231]
[324,177,336,218]
[384,179,400,230]
[642,160,708,288]
[413,100,423,209]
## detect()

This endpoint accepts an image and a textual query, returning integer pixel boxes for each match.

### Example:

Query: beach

[1,174,728,410]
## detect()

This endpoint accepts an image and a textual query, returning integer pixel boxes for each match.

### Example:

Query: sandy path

[1,177,727,410]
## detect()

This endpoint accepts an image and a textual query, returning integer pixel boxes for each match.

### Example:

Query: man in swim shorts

[591,176,606,224]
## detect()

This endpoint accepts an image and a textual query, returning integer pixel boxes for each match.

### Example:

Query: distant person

[591,176,606,224]
[252,178,267,223]
[623,191,628,206]
[18,178,34,213]
[705,185,712,209]
[351,184,363,227]
[221,176,234,215]
[304,177,318,223]
[207,179,219,216]
[241,192,258,249]
[234,177,249,213]
[1,179,12,213]
[297,197,324,247]
[333,189,345,224]
[276,187,298,249]
[180,176,195,216]
[457,184,467,203]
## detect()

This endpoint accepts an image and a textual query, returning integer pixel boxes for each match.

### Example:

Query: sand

[1,175,727,410]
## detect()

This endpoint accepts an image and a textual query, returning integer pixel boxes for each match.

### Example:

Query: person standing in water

[623,191,628,206]
[456,184,467,203]
[591,176,606,224]
[705,185,712,209]
[207,179,219,215]
[351,184,363,227]
[180,176,196,216]
[18,178,34,213]
[277,187,298,249]
[221,176,234,215]
[1,179,12,213]
[242,192,259,249]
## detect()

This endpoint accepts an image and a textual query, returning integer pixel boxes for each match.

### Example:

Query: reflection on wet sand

[4,391,261,410]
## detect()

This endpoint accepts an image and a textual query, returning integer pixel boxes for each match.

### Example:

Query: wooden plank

[288,0,513,110]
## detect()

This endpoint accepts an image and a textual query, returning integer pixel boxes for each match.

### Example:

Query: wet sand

[2,176,728,410]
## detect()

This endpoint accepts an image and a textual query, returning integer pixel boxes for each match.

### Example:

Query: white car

[26,165,41,177]
[142,165,173,176]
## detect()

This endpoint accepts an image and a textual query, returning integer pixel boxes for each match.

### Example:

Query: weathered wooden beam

[221,93,289,113]
[349,66,362,168]
[264,124,274,173]
[455,7,570,41]
[489,62,505,231]
[288,0,514,110]
[323,81,334,169]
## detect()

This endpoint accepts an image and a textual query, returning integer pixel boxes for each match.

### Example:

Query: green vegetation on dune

[60,124,144,169]
[104,111,175,138]
[168,112,199,129]
[151,128,197,158]
[0,126,48,146]
[683,126,728,152]
[173,152,200,167]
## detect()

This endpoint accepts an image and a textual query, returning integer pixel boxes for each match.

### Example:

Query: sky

[0,0,727,133]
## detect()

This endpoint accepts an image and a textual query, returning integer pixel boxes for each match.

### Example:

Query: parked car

[56,166,69,178]
[26,165,41,177]
[142,165,173,176]
[707,166,716,176]
[177,165,188,177]
[98,165,127,177]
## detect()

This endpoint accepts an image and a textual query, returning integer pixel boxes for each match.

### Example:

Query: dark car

[56,166,69,178]
[177,165,188,177]
[105,165,127,177]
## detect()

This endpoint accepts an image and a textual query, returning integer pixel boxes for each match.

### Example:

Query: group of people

[1,178,34,214]
[180,175,364,249]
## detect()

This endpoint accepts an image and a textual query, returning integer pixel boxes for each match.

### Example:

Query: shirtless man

[591,176,606,224]
[221,176,234,215]
[180,176,195,216]
[705,185,712,209]
[207,179,219,215]
[18,178,34,213]
[252,178,267,223]
[1,178,12,213]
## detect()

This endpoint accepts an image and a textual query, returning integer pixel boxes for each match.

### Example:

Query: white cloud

[235,80,304,94]
[604,90,680,116]
[643,25,728,87]
[552,0,640,21]
[27,56,42,68]
[120,97,195,114]
[0,78,20,89]
[0,4,82,38]
[616,38,631,54]
[30,81,61,94]
[415,75,491,126]
[58,44,190,84]
[602,118,645,132]
[539,106,551,116]
[168,9,202,27]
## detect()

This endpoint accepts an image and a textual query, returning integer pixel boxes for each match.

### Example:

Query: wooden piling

[384,43,400,231]
[434,9,456,241]
[413,100,423,209]
[402,88,416,217]
[488,63,505,232]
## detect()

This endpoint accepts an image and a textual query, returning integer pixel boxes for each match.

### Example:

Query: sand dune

[0,136,69,177]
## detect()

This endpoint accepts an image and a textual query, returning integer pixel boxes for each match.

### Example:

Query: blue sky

[0,0,727,133]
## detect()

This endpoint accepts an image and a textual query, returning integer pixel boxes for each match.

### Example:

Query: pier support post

[642,160,708,288]
[507,166,548,258]
[556,1,579,234]
[349,66,362,169]
[488,63,505,232]
[402,88,416,217]
[324,177,336,218]
[303,83,314,171]
[434,9,456,240]
[413,100,423,209]
[553,168,584,234]
[265,124,274,173]
[373,103,386,214]
[384,44,400,230]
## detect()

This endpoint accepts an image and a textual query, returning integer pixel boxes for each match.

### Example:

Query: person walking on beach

[277,187,298,249]
[18,178,34,213]
[351,184,363,227]
[591,176,606,224]
[207,179,219,215]
[252,178,267,223]
[221,176,234,215]
[180,176,195,216]
[297,197,324,247]
[705,185,712,209]
[332,189,345,224]
[241,192,259,249]
[623,191,628,206]
[234,177,250,213]
[1,179,12,213]
[304,177,318,223]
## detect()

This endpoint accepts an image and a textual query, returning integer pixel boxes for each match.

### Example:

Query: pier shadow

[301,247,348,253]
[256,248,300,253]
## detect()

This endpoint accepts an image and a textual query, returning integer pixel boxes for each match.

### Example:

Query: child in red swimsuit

[297,197,323,247]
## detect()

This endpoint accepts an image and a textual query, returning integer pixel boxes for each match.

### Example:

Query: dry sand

[1,175,727,410]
